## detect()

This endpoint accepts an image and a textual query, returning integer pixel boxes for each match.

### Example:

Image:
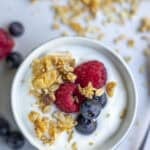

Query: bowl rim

[11,36,137,150]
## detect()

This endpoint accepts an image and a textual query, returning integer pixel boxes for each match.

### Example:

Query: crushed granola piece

[32,70,58,89]
[28,111,40,123]
[30,0,37,4]
[78,82,95,99]
[68,130,74,142]
[139,65,145,73]
[88,141,94,145]
[113,34,126,44]
[42,94,54,105]
[127,39,135,48]
[123,56,132,63]
[143,48,150,57]
[139,18,150,32]
[65,72,77,83]
[78,82,104,98]
[106,113,110,118]
[71,142,78,150]
[69,21,85,35]
[106,81,117,97]
[120,108,127,119]
[95,88,104,96]
[62,31,69,36]
[52,23,60,30]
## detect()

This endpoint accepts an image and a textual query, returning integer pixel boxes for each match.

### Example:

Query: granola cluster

[29,111,76,144]
[78,82,104,99]
[30,52,76,112]
[139,18,150,32]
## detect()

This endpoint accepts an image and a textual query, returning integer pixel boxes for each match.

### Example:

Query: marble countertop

[0,0,149,150]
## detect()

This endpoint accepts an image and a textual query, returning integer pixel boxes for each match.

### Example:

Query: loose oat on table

[127,39,135,48]
[123,56,132,64]
[106,81,117,97]
[113,34,127,44]
[139,18,150,32]
[50,0,139,37]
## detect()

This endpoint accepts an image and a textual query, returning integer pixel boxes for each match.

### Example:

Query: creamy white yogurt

[20,45,128,150]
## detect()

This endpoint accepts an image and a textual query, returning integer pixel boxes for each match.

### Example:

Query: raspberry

[55,83,81,113]
[0,28,15,60]
[74,60,107,88]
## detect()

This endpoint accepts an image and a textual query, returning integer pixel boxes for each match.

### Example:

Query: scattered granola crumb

[120,108,127,119]
[71,142,78,150]
[95,88,104,96]
[123,56,132,63]
[30,0,38,4]
[139,65,145,73]
[106,113,110,118]
[69,21,85,35]
[97,33,105,40]
[88,141,94,145]
[106,81,117,97]
[139,18,150,32]
[113,34,126,44]
[52,23,60,30]
[78,82,95,99]
[68,130,74,143]
[78,82,103,99]
[143,48,150,57]
[62,31,69,36]
[127,39,135,48]
[28,111,40,123]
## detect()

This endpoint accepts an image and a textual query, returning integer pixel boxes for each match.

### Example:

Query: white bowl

[11,37,137,150]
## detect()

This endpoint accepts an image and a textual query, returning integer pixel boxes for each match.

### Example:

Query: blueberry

[75,115,97,135]
[0,117,10,137]
[9,22,24,37]
[94,93,107,108]
[6,131,25,149]
[6,52,23,69]
[80,100,101,119]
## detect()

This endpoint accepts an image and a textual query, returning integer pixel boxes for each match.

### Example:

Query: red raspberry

[74,60,107,88]
[55,83,81,113]
[0,28,15,60]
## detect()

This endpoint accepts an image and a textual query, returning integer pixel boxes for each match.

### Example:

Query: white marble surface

[0,0,149,150]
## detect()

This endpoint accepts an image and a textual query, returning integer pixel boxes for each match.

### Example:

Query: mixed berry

[0,22,25,149]
[0,22,24,68]
[0,117,25,149]
[8,22,24,37]
[55,60,108,135]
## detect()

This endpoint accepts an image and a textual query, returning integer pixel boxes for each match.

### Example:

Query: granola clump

[30,52,76,112]
[106,81,117,97]
[28,111,76,145]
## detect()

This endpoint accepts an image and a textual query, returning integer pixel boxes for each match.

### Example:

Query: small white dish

[11,37,137,150]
